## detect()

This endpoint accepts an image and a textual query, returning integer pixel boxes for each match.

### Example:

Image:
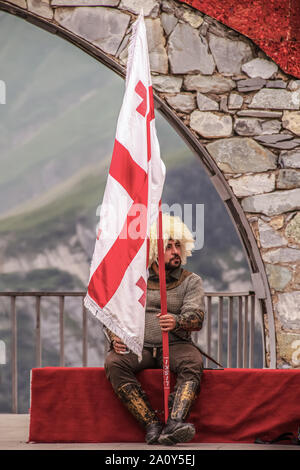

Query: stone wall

[2,0,300,368]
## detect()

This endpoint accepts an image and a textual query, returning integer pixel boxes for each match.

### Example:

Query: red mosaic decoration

[179,0,300,79]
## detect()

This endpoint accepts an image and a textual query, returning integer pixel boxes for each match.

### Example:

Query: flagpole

[157,201,170,423]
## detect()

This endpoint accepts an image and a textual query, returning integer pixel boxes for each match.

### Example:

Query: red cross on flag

[84,12,166,360]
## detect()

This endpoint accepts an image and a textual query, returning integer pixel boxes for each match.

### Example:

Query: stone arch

[2,0,299,369]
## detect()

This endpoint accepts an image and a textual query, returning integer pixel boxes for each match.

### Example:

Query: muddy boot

[117,382,162,445]
[158,381,198,446]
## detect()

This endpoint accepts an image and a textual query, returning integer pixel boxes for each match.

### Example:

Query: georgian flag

[84,12,166,359]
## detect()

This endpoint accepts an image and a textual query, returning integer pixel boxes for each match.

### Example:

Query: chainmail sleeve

[174,273,205,333]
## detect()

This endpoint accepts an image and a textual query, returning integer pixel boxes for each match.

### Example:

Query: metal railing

[202,292,261,369]
[0,290,264,413]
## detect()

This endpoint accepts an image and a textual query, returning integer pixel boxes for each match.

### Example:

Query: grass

[0,173,105,256]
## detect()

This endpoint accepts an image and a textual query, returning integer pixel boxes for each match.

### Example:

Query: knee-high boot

[158,380,199,446]
[116,382,162,445]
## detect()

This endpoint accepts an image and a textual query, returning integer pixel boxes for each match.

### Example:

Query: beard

[165,255,181,271]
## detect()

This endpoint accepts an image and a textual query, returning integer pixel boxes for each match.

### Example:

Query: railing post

[243,296,249,368]
[10,296,17,413]
[35,296,42,367]
[249,294,255,368]
[227,296,233,368]
[217,297,223,367]
[237,296,243,368]
[59,296,65,367]
[206,296,212,368]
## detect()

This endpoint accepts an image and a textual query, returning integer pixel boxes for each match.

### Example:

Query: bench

[28,367,300,444]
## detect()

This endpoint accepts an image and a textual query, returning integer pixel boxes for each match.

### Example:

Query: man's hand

[112,336,128,354]
[156,313,177,332]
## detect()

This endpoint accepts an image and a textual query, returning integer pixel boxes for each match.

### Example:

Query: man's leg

[105,348,162,444]
[158,343,203,445]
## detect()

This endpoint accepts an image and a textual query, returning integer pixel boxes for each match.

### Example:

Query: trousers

[104,342,203,393]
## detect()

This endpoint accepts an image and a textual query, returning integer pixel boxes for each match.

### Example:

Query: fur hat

[148,213,195,266]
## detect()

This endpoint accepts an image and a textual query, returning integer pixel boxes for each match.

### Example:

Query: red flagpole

[157,201,170,423]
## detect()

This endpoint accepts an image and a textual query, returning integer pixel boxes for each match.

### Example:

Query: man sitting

[104,214,205,445]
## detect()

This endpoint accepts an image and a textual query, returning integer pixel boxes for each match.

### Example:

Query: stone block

[249,89,300,110]
[241,189,300,216]
[190,111,232,138]
[288,80,300,91]
[196,93,219,111]
[234,118,262,136]
[241,58,278,79]
[261,120,282,135]
[208,33,253,75]
[258,219,288,248]
[279,150,300,168]
[277,169,300,189]
[237,110,282,119]
[266,264,292,291]
[254,134,300,150]
[161,12,178,36]
[237,77,266,92]
[285,213,300,244]
[266,80,287,89]
[269,215,285,230]
[152,75,182,93]
[165,93,196,113]
[228,93,243,109]
[51,0,119,5]
[206,137,277,173]
[294,268,300,289]
[276,291,300,329]
[28,0,53,19]
[282,111,300,136]
[145,18,168,74]
[219,96,228,113]
[181,9,203,28]
[161,0,178,14]
[277,332,300,366]
[54,7,130,55]
[168,23,215,75]
[184,75,235,94]
[119,0,160,16]
[262,247,300,263]
[228,173,275,197]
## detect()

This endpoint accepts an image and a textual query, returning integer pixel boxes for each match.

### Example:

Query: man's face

[164,239,182,270]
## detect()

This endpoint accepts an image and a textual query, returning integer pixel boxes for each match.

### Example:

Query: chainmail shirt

[144,265,205,347]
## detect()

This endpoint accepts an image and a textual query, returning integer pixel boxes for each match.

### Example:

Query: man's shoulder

[182,269,203,282]
[181,270,204,289]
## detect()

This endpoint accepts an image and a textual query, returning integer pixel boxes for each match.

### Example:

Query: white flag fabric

[84,12,166,359]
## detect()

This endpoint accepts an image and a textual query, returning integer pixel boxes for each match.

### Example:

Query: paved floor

[1,414,299,451]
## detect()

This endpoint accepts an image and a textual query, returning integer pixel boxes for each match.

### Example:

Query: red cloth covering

[29,367,300,444]
[179,0,300,79]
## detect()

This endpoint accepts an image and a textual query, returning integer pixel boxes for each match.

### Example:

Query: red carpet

[29,367,300,444]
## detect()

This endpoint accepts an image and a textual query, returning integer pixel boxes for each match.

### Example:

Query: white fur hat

[148,213,195,266]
